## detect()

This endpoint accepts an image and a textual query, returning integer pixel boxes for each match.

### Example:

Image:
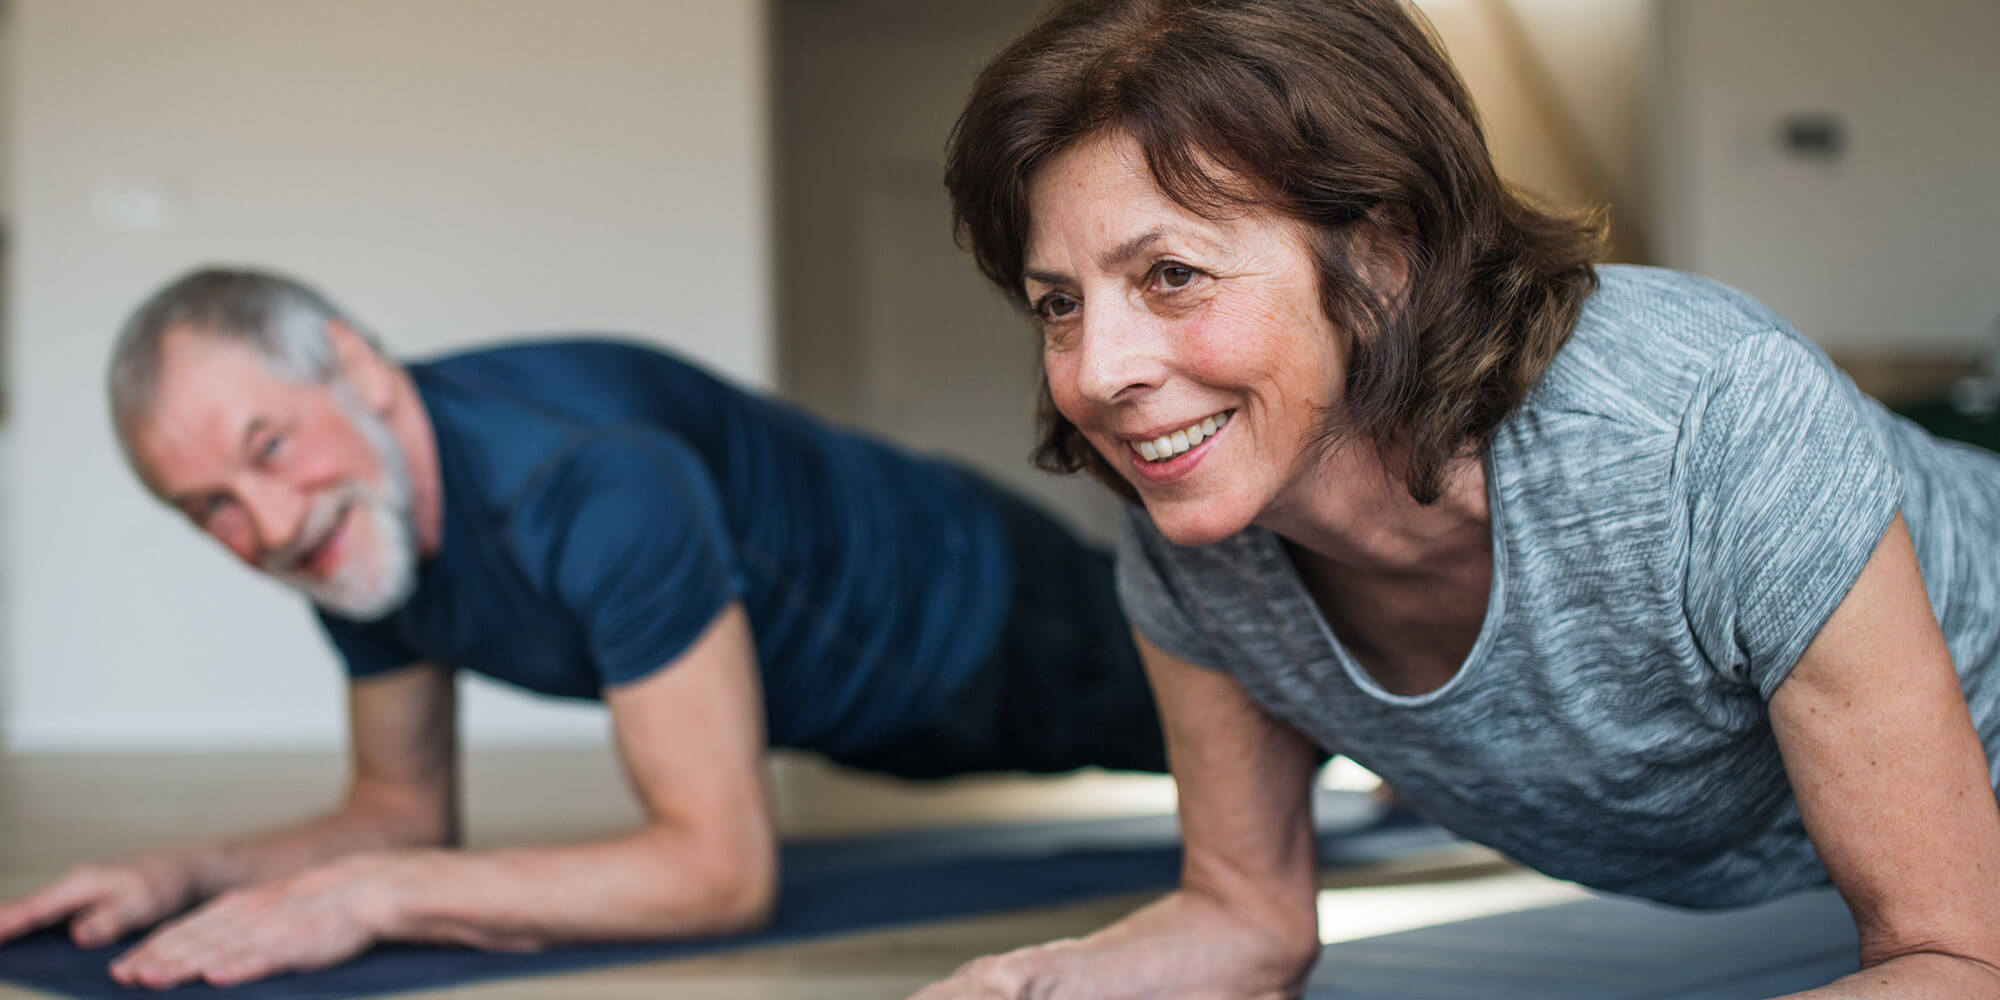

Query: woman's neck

[1259,443,1490,578]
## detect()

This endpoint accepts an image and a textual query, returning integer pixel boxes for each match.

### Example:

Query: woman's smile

[1024,131,1348,547]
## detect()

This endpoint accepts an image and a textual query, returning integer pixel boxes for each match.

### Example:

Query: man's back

[319,338,1013,755]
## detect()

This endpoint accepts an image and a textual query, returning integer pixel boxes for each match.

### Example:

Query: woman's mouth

[1129,410,1232,463]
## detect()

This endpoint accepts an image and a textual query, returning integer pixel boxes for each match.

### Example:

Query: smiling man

[0,267,1164,989]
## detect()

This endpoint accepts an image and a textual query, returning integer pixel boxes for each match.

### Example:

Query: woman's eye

[1035,294,1079,321]
[1159,265,1196,288]
[257,434,284,463]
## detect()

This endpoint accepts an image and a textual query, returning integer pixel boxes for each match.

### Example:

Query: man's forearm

[370,826,775,949]
[185,792,449,899]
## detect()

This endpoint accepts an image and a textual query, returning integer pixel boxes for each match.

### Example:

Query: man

[0,268,1163,989]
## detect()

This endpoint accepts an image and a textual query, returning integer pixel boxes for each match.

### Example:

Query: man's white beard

[261,388,418,621]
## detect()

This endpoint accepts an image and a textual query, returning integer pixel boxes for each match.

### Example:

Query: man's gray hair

[106,267,381,445]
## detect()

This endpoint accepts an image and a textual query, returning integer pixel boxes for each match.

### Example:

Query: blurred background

[0,0,1993,755]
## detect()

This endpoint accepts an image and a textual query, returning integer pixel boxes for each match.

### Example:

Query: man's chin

[286,571,414,622]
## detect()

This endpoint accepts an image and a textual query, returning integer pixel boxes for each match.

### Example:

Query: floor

[0,748,1586,999]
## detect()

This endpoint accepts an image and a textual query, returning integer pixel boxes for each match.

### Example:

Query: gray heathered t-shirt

[1117,265,2000,908]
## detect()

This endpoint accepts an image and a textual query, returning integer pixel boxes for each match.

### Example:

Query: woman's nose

[1072,304,1171,406]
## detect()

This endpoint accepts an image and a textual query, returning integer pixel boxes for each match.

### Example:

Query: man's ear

[324,318,395,412]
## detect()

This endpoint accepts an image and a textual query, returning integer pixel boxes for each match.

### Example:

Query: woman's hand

[908,939,1081,999]
[907,632,1324,999]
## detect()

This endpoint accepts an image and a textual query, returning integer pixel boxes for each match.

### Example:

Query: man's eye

[1159,264,1196,288]
[257,434,284,462]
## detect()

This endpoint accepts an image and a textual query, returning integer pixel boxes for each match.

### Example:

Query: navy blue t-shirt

[315,339,1012,755]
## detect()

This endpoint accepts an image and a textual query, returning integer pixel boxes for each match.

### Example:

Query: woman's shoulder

[1522,265,1817,433]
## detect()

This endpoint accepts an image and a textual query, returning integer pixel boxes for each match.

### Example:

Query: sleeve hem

[596,590,738,690]
[1754,491,1902,701]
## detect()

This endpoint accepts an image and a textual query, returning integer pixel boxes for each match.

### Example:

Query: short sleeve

[315,611,418,679]
[523,430,747,689]
[1115,503,1227,669]
[1681,330,1901,698]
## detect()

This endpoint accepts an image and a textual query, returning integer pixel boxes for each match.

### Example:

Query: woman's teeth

[1134,411,1231,462]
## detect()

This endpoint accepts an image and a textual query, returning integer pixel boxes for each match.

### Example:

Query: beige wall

[775,0,1126,542]
[3,0,771,749]
[1655,0,1999,351]
[1416,0,1653,261]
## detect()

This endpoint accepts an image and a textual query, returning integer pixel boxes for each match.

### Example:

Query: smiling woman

[947,0,1601,512]
[915,0,2000,998]
[1021,134,1358,547]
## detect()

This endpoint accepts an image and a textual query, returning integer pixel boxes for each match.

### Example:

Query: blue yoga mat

[1309,887,1857,999]
[0,791,1449,999]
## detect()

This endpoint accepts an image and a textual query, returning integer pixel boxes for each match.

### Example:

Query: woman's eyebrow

[1026,226,1186,286]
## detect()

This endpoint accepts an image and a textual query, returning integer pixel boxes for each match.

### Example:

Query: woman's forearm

[1778,952,2000,1000]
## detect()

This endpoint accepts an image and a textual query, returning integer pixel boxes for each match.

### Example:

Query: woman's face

[1024,132,1349,547]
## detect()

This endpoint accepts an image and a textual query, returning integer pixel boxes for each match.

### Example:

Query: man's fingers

[107,903,228,988]
[198,936,326,989]
[0,871,111,945]
[70,887,170,949]
[116,905,338,990]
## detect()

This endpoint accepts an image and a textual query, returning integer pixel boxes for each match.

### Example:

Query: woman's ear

[323,319,395,412]
[1354,203,1416,301]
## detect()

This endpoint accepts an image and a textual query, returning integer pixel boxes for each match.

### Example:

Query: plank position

[0,268,1165,989]
[914,0,2000,996]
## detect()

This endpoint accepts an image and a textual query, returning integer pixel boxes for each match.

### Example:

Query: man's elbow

[704,845,779,934]
[627,835,777,937]
[345,785,457,848]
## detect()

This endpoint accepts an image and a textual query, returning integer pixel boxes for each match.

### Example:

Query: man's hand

[104,853,438,990]
[0,855,200,950]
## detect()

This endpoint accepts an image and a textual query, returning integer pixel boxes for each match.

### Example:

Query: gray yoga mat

[1308,886,1857,999]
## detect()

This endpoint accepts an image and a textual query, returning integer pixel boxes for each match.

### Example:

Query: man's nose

[1072,304,1171,406]
[237,477,307,557]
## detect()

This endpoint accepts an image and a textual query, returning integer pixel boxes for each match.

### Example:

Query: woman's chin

[1141,498,1255,548]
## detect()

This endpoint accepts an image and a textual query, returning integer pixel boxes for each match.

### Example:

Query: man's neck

[385,366,446,558]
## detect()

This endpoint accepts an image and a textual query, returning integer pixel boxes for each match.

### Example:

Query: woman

[915,0,2000,997]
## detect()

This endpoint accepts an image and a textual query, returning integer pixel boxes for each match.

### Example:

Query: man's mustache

[258,491,351,576]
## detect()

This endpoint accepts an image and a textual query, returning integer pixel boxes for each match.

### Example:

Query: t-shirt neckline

[1259,450,1511,709]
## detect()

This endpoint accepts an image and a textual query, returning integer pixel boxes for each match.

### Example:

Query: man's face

[127,326,417,620]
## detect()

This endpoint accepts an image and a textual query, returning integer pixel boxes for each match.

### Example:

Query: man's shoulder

[412,335,703,389]
[414,336,723,502]
[498,425,721,560]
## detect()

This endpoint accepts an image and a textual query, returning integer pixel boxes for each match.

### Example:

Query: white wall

[3,0,771,749]
[1656,0,2000,351]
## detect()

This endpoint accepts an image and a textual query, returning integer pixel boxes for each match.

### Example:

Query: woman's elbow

[1261,920,1324,994]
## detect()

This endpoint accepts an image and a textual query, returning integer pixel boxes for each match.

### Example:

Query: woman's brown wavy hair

[945,0,1604,504]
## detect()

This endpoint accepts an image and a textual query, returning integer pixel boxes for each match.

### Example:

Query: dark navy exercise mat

[0,791,1449,999]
